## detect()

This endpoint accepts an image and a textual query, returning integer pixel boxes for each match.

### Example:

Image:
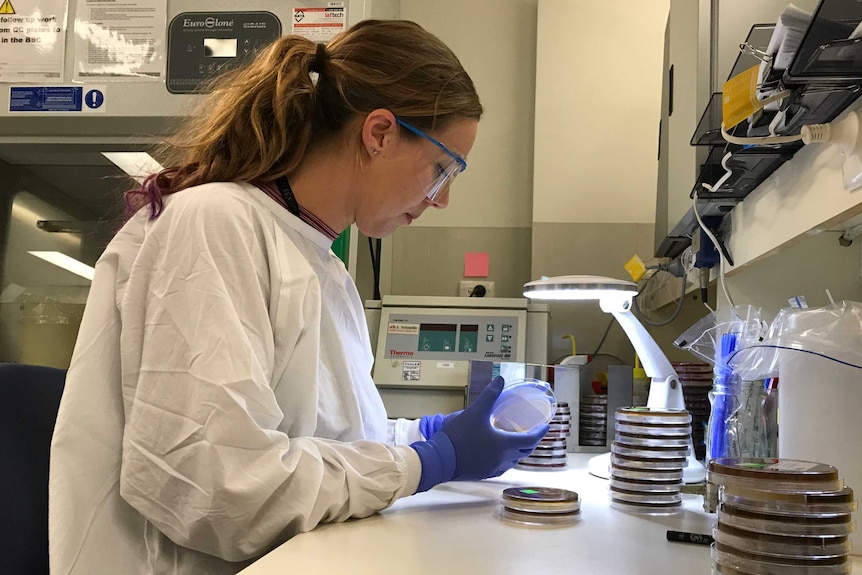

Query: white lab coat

[48,182,423,575]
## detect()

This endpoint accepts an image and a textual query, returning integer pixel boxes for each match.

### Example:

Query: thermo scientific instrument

[366,296,549,418]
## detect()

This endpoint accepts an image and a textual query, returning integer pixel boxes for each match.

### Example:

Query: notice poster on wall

[0,0,68,82]
[292,2,346,43]
[73,0,165,80]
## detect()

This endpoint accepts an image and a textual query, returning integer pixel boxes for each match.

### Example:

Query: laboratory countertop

[239,454,862,575]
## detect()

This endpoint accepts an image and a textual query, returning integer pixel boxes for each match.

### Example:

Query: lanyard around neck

[275,176,301,218]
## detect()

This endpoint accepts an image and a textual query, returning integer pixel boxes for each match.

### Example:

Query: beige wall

[388,227,532,298]
[724,232,862,320]
[399,0,537,229]
[533,0,669,225]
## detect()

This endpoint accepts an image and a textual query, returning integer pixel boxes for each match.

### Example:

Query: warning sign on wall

[292,2,346,43]
[0,0,68,82]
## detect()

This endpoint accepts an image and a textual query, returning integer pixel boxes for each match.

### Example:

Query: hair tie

[310,43,326,74]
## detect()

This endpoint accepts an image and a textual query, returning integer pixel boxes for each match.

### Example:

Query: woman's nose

[426,186,450,208]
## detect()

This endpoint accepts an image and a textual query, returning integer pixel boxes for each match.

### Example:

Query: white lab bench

[240,453,862,574]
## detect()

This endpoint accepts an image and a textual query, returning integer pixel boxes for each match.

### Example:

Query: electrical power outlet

[459,280,495,297]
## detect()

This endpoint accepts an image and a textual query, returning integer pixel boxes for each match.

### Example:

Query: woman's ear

[361,109,398,157]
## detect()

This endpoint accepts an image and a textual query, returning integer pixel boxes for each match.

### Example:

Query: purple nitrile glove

[418,410,462,440]
[410,376,548,492]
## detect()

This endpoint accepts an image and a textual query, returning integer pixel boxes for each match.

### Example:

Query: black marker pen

[666,530,715,546]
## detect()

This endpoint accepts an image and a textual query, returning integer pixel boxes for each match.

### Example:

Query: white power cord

[722,107,862,149]
[800,111,861,151]
[721,123,804,145]
[692,190,736,307]
[702,152,734,192]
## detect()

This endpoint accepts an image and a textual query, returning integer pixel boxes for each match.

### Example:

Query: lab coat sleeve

[116,192,421,562]
[387,418,425,445]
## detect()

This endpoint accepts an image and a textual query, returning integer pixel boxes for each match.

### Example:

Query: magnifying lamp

[524,275,706,483]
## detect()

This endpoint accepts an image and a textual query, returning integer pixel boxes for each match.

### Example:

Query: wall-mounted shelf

[693,145,798,200]
[657,0,862,261]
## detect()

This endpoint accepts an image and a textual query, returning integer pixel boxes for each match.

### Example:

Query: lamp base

[587,451,706,484]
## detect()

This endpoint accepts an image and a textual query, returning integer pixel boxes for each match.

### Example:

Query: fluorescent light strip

[101,152,164,183]
[28,251,95,281]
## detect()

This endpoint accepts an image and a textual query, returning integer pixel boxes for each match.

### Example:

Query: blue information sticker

[84,89,104,109]
[9,86,84,112]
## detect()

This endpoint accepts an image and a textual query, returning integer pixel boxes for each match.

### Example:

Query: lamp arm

[608,307,686,410]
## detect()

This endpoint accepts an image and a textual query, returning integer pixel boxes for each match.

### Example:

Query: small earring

[369,148,379,155]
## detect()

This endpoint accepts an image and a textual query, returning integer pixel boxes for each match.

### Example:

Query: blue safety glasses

[396,117,467,202]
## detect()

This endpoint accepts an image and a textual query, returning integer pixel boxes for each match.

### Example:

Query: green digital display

[459,324,479,352]
[418,323,456,352]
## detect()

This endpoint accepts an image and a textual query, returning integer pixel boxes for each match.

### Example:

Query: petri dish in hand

[490,378,556,433]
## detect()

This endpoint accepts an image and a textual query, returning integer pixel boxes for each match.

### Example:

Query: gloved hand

[410,376,548,492]
[418,410,462,440]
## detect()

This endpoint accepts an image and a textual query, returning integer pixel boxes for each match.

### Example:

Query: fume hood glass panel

[0,148,127,369]
[1,192,92,369]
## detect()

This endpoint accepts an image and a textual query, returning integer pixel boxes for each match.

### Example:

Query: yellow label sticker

[722,65,761,130]
[624,254,646,283]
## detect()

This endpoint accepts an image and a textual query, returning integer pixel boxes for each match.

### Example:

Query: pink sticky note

[464,252,489,278]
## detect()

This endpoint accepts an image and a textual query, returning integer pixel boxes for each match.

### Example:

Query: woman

[49,20,546,575]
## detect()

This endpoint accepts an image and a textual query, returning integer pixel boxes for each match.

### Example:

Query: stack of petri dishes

[500,486,580,527]
[609,407,692,514]
[517,402,571,470]
[579,394,608,447]
[708,457,857,575]
[673,361,712,460]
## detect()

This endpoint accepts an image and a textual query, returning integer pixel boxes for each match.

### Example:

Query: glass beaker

[761,379,779,457]
[736,379,767,458]
[706,374,741,461]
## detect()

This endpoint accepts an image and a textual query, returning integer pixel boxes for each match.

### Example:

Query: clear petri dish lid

[523,449,567,459]
[711,543,852,575]
[609,498,683,516]
[611,452,687,471]
[614,432,690,448]
[712,562,758,575]
[609,486,682,504]
[489,378,556,433]
[609,477,682,493]
[708,458,843,494]
[501,487,579,514]
[610,463,684,482]
[615,421,692,436]
[538,438,567,448]
[615,407,691,425]
[516,460,567,471]
[713,524,851,560]
[672,361,712,373]
[718,503,856,537]
[531,446,567,456]
[611,442,690,459]
[500,506,579,528]
[720,485,857,518]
